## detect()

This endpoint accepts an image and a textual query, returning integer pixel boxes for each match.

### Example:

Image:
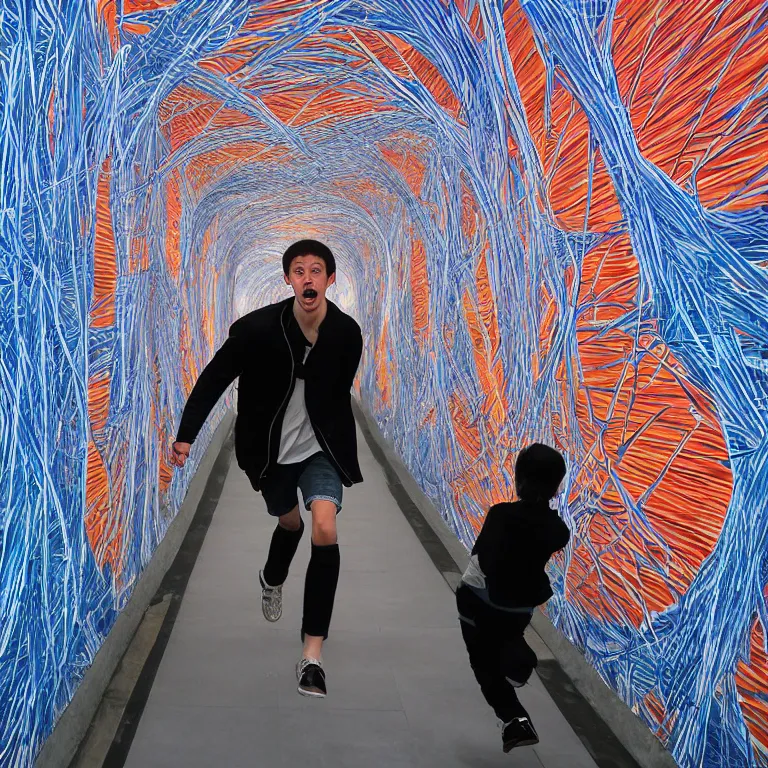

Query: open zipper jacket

[176,297,364,489]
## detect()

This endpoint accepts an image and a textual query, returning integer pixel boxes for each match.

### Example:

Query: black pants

[262,518,340,641]
[456,584,538,723]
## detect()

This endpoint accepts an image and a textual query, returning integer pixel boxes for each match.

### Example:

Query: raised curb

[36,412,235,768]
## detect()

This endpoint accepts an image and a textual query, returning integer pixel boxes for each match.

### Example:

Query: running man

[170,239,363,698]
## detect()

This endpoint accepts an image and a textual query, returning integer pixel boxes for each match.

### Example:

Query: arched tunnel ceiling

[153,1,478,316]
[3,1,768,766]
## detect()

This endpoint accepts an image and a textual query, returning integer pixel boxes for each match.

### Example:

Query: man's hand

[171,441,191,468]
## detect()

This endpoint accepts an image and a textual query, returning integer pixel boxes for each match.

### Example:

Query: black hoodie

[470,500,570,609]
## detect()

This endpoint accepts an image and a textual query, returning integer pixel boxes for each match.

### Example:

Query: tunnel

[2,1,768,766]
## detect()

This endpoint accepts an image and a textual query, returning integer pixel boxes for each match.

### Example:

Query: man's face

[284,253,335,313]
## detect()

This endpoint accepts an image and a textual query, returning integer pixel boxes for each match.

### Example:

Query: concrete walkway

[124,426,599,768]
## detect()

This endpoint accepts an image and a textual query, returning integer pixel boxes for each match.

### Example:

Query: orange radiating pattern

[97,0,119,54]
[469,5,486,42]
[504,0,768,229]
[460,176,484,243]
[410,236,430,343]
[122,21,152,35]
[329,175,401,219]
[85,441,122,577]
[165,171,182,281]
[504,0,621,229]
[445,251,513,526]
[87,372,111,436]
[159,85,264,154]
[448,391,482,462]
[379,141,427,199]
[475,247,501,364]
[260,79,396,127]
[206,22,462,121]
[534,278,559,383]
[185,143,283,192]
[559,236,732,625]
[614,0,768,209]
[241,0,325,34]
[180,314,200,397]
[455,0,485,40]
[463,254,507,432]
[643,689,678,742]
[376,318,392,405]
[200,223,219,355]
[129,234,149,274]
[123,0,177,13]
[447,387,511,528]
[360,30,461,120]
[91,157,117,328]
[158,449,173,496]
[153,405,174,498]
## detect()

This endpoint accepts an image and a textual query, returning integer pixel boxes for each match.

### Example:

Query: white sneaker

[259,570,282,622]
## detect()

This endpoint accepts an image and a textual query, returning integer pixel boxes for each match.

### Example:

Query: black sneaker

[502,717,539,752]
[296,658,327,698]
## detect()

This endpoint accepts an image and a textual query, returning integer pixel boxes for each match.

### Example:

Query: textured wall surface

[1,1,767,766]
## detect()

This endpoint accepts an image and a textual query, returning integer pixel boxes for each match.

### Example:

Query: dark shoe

[296,658,327,698]
[502,717,539,751]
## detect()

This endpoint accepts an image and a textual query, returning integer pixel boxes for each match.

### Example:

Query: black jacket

[471,500,570,609]
[176,297,364,489]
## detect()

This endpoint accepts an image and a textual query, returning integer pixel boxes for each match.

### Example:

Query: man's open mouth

[303,289,318,299]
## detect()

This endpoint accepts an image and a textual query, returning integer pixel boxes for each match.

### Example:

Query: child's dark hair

[515,443,567,501]
[282,239,336,277]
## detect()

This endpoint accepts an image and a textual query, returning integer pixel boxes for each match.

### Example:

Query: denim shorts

[257,452,343,517]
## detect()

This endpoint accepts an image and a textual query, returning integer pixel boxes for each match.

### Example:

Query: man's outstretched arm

[171,323,244,467]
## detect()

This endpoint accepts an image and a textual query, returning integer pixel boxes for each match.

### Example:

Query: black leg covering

[301,543,340,640]
[263,518,305,587]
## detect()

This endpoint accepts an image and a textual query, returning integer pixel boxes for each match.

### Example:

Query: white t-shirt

[277,346,322,464]
[461,554,487,589]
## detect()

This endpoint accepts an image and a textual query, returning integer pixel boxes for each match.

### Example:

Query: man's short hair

[515,443,567,501]
[282,239,336,277]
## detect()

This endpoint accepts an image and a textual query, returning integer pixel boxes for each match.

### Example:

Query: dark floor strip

[101,433,234,768]
[354,407,641,768]
[535,660,640,768]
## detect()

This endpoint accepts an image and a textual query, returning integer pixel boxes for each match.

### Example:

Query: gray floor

[125,426,598,767]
